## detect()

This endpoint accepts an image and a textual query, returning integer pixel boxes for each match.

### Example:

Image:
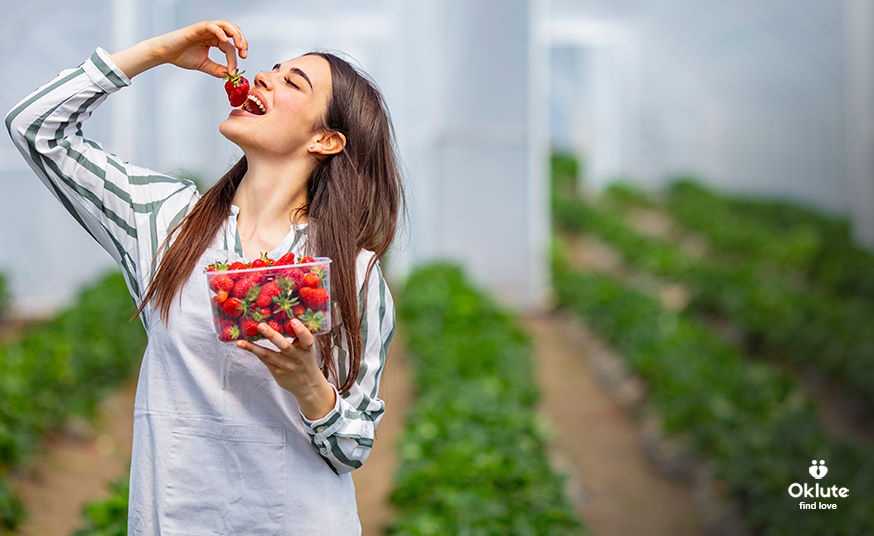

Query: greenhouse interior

[0,0,872,534]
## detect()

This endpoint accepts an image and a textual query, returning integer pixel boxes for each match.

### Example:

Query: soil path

[527,310,704,536]
[10,376,137,536]
[352,323,413,535]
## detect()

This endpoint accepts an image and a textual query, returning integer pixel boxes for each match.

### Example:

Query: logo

[787,458,849,511]
[809,459,828,480]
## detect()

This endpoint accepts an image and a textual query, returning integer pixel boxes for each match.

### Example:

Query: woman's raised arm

[3,20,247,314]
[110,20,248,79]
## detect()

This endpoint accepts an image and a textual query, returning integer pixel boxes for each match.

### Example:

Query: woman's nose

[253,72,272,89]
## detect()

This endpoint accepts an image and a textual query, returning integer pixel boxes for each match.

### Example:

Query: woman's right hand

[110,20,248,80]
[151,20,249,78]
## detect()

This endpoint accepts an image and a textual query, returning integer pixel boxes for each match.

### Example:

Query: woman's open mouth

[241,95,266,115]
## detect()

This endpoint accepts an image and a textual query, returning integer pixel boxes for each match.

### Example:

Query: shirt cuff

[299,383,345,443]
[82,47,131,93]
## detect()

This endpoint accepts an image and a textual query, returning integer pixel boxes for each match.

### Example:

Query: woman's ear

[313,130,346,155]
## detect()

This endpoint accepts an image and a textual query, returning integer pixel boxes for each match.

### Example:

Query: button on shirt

[5,47,396,535]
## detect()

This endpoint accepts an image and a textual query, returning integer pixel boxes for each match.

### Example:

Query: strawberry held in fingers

[224,70,250,107]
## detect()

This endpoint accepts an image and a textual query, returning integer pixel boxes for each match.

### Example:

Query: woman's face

[219,54,333,157]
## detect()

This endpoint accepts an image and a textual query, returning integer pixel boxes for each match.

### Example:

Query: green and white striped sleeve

[4,47,199,308]
[300,251,397,474]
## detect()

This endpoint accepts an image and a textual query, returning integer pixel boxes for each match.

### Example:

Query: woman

[5,20,404,535]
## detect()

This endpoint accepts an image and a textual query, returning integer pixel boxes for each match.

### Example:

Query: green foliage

[554,191,874,415]
[0,271,145,531]
[550,151,581,199]
[0,271,9,319]
[550,165,874,534]
[0,480,25,531]
[389,262,585,535]
[72,476,130,536]
[603,182,657,208]
[665,179,874,302]
[551,260,874,535]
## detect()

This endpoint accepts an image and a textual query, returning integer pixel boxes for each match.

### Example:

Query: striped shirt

[5,47,396,535]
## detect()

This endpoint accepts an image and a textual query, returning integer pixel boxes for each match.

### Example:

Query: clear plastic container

[204,257,332,342]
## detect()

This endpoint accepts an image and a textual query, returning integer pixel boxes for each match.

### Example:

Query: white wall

[843,0,874,248]
[1,0,549,315]
[548,0,852,217]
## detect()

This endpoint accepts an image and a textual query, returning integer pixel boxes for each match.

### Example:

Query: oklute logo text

[787,460,850,510]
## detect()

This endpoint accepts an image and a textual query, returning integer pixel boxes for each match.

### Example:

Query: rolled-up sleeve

[300,253,396,474]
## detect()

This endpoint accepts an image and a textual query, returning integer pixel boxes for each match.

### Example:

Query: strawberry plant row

[0,272,8,319]
[389,262,585,535]
[0,271,146,531]
[72,475,129,536]
[551,246,874,535]
[553,192,874,416]
[664,180,874,302]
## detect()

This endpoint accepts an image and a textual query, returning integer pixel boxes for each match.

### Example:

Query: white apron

[127,244,361,535]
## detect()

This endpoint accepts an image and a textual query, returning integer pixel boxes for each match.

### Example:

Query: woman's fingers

[214,20,249,58]
[257,323,293,352]
[235,321,318,382]
[288,319,316,350]
[202,21,239,75]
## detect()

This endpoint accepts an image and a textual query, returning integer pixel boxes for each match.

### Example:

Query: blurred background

[1,1,872,535]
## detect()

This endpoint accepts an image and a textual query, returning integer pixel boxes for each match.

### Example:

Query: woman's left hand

[236,320,336,420]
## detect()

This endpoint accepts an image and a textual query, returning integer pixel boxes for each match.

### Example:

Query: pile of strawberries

[205,252,331,342]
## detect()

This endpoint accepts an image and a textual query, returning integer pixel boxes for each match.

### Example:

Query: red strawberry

[209,273,234,292]
[267,319,283,334]
[278,268,305,290]
[299,287,329,310]
[302,272,321,288]
[232,276,259,300]
[216,289,229,304]
[298,256,316,264]
[220,323,241,341]
[276,252,296,266]
[256,281,282,308]
[222,297,245,318]
[283,319,297,336]
[228,261,247,274]
[224,70,250,107]
[241,319,260,338]
[292,304,306,318]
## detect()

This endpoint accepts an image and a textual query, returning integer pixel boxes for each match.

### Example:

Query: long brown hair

[133,51,406,395]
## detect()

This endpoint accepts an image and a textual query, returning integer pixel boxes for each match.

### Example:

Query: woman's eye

[285,78,299,89]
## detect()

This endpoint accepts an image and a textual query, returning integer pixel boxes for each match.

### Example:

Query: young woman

[5,20,404,535]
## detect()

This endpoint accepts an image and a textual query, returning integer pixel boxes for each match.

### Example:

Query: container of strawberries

[205,252,331,342]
